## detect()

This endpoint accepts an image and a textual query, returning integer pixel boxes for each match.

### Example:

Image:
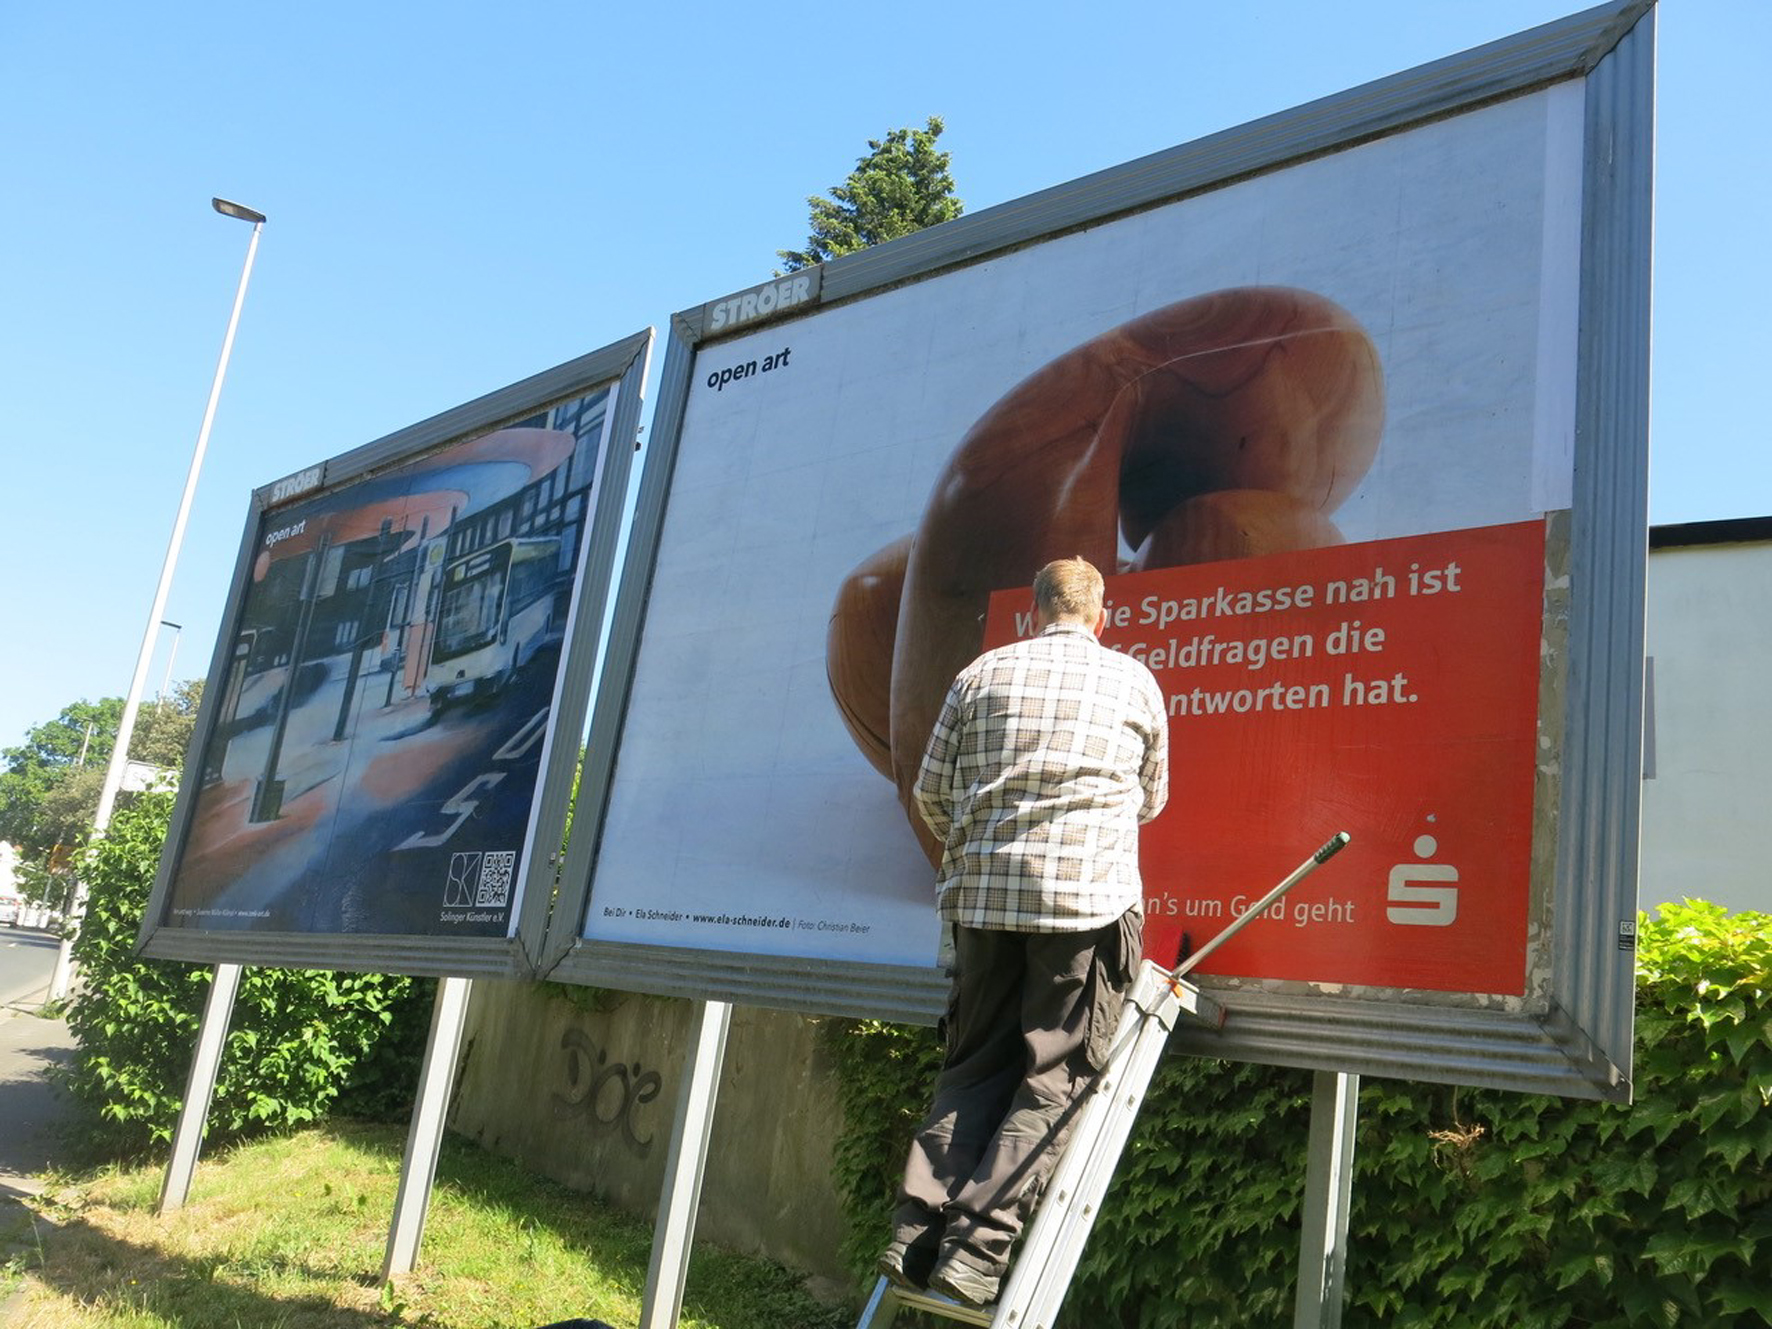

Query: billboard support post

[383,975,473,1278]
[1293,1070,1359,1328]
[158,961,244,1213]
[640,999,732,1329]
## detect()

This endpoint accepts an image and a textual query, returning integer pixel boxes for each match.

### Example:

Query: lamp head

[212,198,266,225]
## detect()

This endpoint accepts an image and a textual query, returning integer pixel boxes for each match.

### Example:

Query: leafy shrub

[824,1017,945,1275]
[61,790,431,1156]
[828,901,1772,1326]
[328,973,436,1122]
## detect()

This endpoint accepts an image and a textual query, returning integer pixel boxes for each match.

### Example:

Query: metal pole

[159,961,244,1213]
[640,999,733,1329]
[383,976,474,1277]
[50,202,265,1003]
[159,621,182,700]
[1294,1070,1359,1328]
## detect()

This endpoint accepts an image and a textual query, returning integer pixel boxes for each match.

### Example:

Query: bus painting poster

[159,386,616,940]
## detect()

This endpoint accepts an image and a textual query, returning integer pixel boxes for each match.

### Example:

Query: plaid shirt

[913,621,1169,932]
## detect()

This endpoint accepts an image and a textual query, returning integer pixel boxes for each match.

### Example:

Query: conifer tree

[778,116,963,271]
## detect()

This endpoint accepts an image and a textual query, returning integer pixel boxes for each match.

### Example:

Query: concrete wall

[1640,530,1772,916]
[449,979,852,1281]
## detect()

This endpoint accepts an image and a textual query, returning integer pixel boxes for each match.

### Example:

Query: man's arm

[1136,677,1170,825]
[912,678,967,843]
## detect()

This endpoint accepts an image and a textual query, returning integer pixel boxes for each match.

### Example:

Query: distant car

[0,895,21,926]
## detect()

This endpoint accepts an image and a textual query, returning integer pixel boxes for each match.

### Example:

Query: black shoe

[927,1257,1000,1308]
[876,1240,938,1291]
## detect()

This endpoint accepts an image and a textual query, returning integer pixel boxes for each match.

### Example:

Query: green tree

[777,116,963,271]
[0,697,122,857]
[0,682,204,862]
[130,678,205,769]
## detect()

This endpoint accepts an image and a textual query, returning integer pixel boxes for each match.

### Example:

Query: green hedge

[827,900,1771,1326]
[59,790,434,1157]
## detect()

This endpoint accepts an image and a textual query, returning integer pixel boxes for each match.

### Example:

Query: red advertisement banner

[984,519,1546,995]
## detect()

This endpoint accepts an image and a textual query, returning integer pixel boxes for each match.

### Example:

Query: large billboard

[552,4,1652,1098]
[141,332,651,977]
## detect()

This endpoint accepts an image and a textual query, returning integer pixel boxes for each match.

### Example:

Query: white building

[1641,517,1772,917]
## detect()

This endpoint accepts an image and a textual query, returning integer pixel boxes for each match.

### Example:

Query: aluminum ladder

[856,832,1351,1329]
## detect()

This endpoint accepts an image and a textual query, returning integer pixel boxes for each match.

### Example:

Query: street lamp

[212,198,266,225]
[159,621,183,700]
[49,198,267,1002]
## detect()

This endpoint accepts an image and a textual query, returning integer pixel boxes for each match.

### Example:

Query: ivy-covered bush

[60,790,433,1156]
[826,1013,947,1276]
[827,900,1771,1326]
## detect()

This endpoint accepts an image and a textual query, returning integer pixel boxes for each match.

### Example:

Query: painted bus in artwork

[425,534,563,710]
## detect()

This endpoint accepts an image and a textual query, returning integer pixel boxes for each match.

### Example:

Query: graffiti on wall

[552,1026,663,1157]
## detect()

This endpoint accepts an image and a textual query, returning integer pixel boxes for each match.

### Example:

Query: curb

[0,993,51,1022]
[1,928,64,1019]
[0,976,53,1021]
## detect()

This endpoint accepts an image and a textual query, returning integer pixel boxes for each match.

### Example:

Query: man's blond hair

[1033,557,1105,623]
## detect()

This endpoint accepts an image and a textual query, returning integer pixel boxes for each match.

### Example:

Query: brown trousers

[893,909,1140,1276]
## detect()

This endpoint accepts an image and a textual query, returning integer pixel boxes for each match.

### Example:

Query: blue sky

[1,0,1764,750]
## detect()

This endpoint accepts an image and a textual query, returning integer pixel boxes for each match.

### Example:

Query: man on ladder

[878,556,1170,1308]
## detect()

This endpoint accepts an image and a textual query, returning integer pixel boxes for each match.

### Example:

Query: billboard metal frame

[140,329,653,979]
[547,1,1653,1099]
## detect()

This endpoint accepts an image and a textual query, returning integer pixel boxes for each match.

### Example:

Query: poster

[983,521,1545,993]
[160,386,616,939]
[581,82,1584,1001]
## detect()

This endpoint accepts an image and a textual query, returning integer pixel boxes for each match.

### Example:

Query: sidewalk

[0,1005,73,1190]
[1,985,76,1324]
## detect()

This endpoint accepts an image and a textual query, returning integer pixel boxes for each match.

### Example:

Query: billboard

[141,332,651,978]
[552,4,1652,1098]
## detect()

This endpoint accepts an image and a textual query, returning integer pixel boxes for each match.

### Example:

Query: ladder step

[862,1275,996,1326]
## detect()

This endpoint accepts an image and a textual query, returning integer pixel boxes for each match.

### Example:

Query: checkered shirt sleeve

[913,623,1169,932]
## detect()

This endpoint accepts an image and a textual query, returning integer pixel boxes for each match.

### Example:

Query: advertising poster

[159,385,618,940]
[981,521,1545,993]
[582,79,1587,1005]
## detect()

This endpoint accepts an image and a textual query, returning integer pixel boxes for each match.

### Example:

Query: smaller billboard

[141,332,651,978]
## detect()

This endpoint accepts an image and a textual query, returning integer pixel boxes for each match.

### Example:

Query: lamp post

[49,198,266,1002]
[159,621,183,700]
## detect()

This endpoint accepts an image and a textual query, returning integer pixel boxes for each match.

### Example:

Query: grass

[3,1122,852,1329]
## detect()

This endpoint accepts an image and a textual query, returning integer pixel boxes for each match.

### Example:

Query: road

[160,638,563,940]
[322,652,560,936]
[0,926,59,1011]
[0,922,75,1210]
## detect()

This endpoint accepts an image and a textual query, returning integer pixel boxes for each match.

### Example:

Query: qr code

[476,851,517,908]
